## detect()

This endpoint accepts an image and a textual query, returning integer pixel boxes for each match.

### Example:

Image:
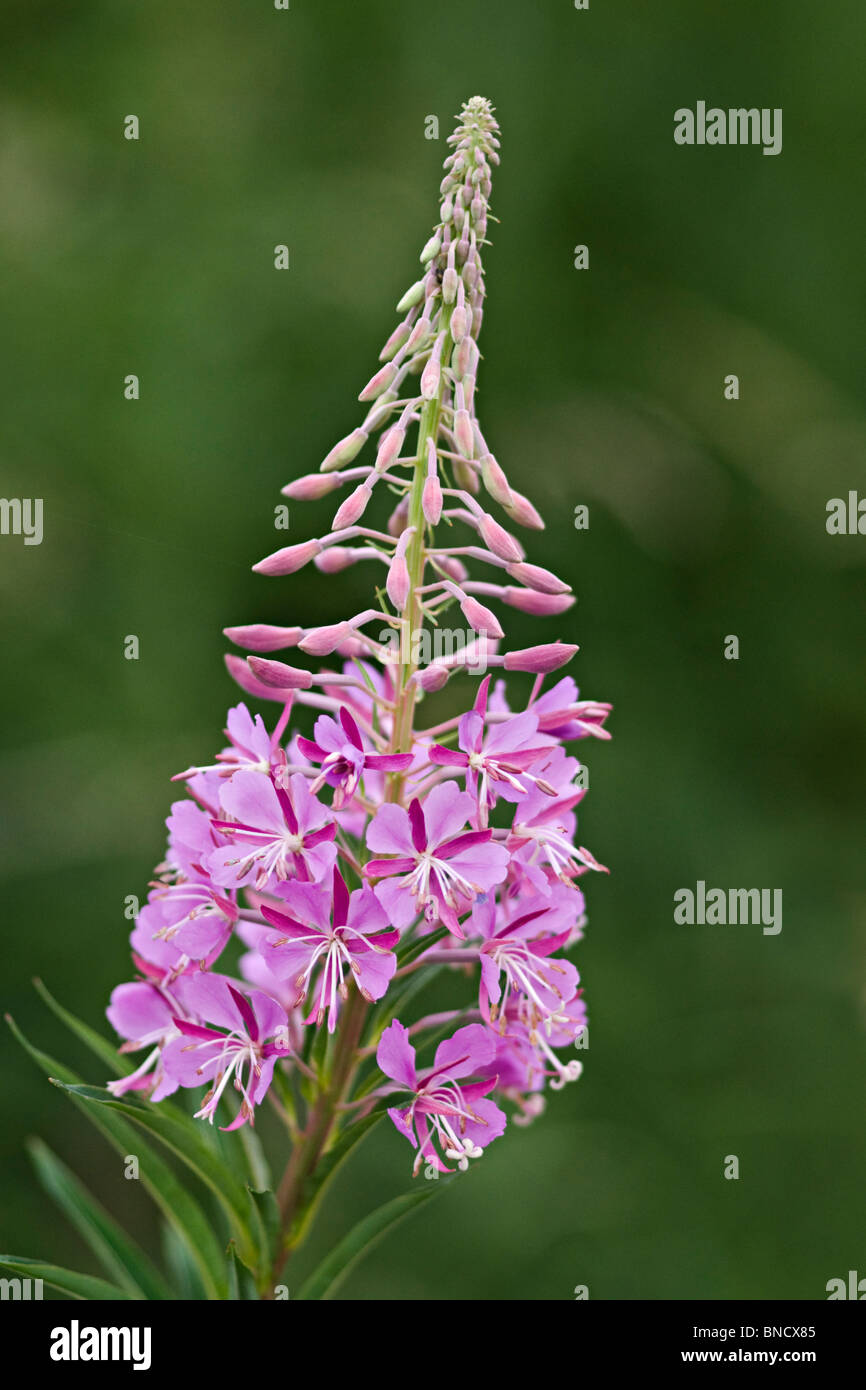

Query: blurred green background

[2,0,865,1300]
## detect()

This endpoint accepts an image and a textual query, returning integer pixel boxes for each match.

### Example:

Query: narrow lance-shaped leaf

[27,1138,174,1302]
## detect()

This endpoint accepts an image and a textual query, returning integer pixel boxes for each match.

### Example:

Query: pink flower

[365,781,509,935]
[377,1020,506,1174]
[296,705,412,808]
[469,892,580,1026]
[427,675,554,825]
[106,974,198,1100]
[209,770,337,890]
[254,867,399,1032]
[161,973,289,1129]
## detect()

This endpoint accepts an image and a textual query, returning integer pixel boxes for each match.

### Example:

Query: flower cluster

[106,97,611,1179]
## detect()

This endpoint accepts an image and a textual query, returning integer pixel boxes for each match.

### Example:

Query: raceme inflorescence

[71,96,610,1294]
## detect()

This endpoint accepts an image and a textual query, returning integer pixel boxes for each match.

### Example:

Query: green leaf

[395,923,449,967]
[6,1013,227,1299]
[247,1187,280,1267]
[161,1221,207,1300]
[0,1255,133,1302]
[32,978,129,1078]
[294,1187,443,1300]
[226,1242,260,1300]
[52,1083,257,1267]
[27,1138,173,1301]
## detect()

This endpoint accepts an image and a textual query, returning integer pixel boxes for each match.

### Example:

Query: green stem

[391,322,453,765]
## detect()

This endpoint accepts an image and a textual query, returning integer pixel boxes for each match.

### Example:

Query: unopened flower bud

[419,233,442,264]
[223,623,303,652]
[504,642,578,674]
[396,280,426,313]
[298,622,352,656]
[320,427,367,473]
[379,320,411,362]
[253,539,322,576]
[420,334,445,401]
[505,561,571,595]
[504,489,545,530]
[422,438,442,525]
[332,482,372,531]
[358,362,398,403]
[315,546,359,573]
[282,472,342,500]
[375,424,406,472]
[386,527,414,610]
[413,662,450,692]
[247,656,315,689]
[480,452,513,507]
[502,587,575,616]
[478,512,523,562]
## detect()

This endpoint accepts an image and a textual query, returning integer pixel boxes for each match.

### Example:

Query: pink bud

[282,472,341,500]
[459,593,504,639]
[478,512,523,563]
[298,622,352,656]
[502,587,575,616]
[387,552,411,611]
[247,656,314,690]
[358,362,398,403]
[504,489,545,530]
[320,428,367,473]
[223,624,303,652]
[379,321,411,362]
[505,561,571,595]
[225,654,298,703]
[406,314,432,353]
[332,482,372,531]
[453,457,479,494]
[504,643,578,674]
[442,266,459,303]
[253,539,322,576]
[414,662,450,692]
[387,495,410,537]
[315,546,359,573]
[375,424,406,472]
[423,440,443,526]
[435,555,469,583]
[454,408,475,459]
[420,335,444,401]
[480,453,513,507]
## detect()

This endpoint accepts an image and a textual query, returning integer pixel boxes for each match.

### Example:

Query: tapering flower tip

[396,279,426,313]
[253,538,322,576]
[422,438,442,525]
[223,623,303,652]
[281,471,342,501]
[331,481,372,531]
[502,587,575,616]
[314,545,359,573]
[504,642,578,674]
[448,586,504,639]
[413,662,450,692]
[480,452,513,508]
[247,656,314,690]
[375,423,405,472]
[298,621,352,656]
[505,560,571,595]
[386,527,414,610]
[320,427,367,473]
[406,313,432,354]
[379,320,412,363]
[420,333,445,401]
[504,489,545,530]
[478,512,524,563]
[225,653,297,704]
[387,494,410,537]
[419,232,442,265]
[358,362,398,404]
[450,282,468,343]
[435,554,469,583]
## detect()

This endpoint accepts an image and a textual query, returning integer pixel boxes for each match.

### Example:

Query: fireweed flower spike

[5,96,609,1299]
